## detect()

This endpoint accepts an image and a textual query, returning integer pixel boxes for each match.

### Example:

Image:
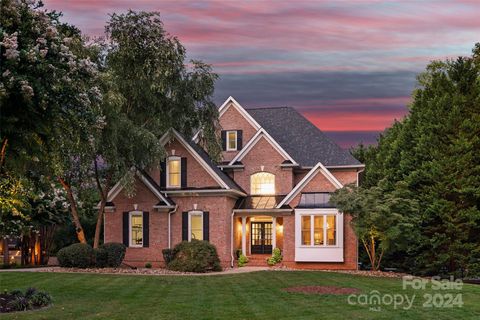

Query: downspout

[230,211,235,268]
[168,205,178,249]
[355,168,364,270]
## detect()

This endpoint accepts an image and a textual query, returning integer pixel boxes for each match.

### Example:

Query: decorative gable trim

[276,162,343,208]
[228,128,298,166]
[160,128,230,189]
[98,170,174,208]
[192,96,261,143]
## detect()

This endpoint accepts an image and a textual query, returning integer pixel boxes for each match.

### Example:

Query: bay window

[301,214,336,246]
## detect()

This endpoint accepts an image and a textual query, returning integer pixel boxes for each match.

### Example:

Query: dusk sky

[43,0,480,147]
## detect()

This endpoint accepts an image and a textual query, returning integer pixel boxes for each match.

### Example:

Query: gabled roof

[161,128,244,193]
[219,96,261,130]
[228,128,298,166]
[276,162,343,208]
[101,170,174,208]
[246,107,362,167]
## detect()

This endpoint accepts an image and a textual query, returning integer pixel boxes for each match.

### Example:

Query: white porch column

[272,216,277,249]
[241,217,247,255]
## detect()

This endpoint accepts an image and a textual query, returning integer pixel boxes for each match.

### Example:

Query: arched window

[250,172,275,195]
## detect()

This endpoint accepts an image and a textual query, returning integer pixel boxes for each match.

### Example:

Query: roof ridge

[246,106,292,110]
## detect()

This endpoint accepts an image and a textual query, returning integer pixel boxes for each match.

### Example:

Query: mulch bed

[283,286,361,295]
[42,267,194,275]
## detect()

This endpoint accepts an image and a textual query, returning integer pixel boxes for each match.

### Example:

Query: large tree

[91,11,221,248]
[0,0,103,243]
[337,44,480,276]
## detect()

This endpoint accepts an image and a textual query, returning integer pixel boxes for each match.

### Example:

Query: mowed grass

[1,271,480,319]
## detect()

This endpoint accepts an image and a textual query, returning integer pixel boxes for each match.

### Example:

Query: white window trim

[226,130,238,151]
[300,214,337,248]
[188,210,204,241]
[129,211,143,248]
[250,171,276,195]
[294,208,344,262]
[166,156,181,188]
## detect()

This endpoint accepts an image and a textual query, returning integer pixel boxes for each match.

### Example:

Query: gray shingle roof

[246,107,361,167]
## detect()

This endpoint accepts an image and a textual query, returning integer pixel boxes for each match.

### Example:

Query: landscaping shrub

[168,240,222,273]
[57,243,94,268]
[267,248,283,266]
[94,247,109,268]
[100,242,126,267]
[162,248,175,265]
[145,262,152,269]
[238,254,249,267]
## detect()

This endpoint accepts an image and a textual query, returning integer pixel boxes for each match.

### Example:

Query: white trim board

[228,128,298,165]
[277,162,343,208]
[218,96,261,131]
[192,96,261,142]
[160,128,230,189]
[98,170,173,208]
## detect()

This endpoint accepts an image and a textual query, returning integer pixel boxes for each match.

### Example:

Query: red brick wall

[290,170,338,207]
[231,136,293,195]
[104,178,168,267]
[149,138,220,188]
[219,103,258,162]
[330,169,358,186]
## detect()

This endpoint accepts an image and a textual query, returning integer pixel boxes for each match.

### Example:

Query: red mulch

[283,286,361,295]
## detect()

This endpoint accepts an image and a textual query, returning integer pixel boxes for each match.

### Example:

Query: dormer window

[226,131,237,151]
[167,156,181,188]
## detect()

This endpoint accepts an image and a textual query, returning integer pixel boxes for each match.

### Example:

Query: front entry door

[251,222,273,254]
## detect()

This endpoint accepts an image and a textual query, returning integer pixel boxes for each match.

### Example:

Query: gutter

[168,205,178,249]
[230,211,235,268]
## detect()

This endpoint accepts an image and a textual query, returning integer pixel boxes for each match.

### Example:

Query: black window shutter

[122,212,129,246]
[181,157,187,188]
[203,212,209,241]
[143,212,149,247]
[221,130,227,151]
[160,160,166,188]
[237,130,243,150]
[182,212,188,241]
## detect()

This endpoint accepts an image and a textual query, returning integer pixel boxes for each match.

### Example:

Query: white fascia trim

[325,164,365,169]
[276,162,343,208]
[228,128,297,165]
[99,170,173,208]
[164,188,246,197]
[160,128,230,189]
[218,96,261,131]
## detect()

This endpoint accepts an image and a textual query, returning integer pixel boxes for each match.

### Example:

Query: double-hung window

[226,131,237,151]
[129,212,143,247]
[167,156,181,188]
[301,214,336,246]
[189,211,203,241]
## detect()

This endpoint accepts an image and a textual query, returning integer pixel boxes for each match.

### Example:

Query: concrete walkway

[0,266,270,276]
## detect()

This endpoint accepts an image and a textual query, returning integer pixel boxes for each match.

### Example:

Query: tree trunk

[2,238,9,265]
[58,177,87,244]
[93,160,110,249]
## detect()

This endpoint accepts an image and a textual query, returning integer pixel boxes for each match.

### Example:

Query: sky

[43,0,480,148]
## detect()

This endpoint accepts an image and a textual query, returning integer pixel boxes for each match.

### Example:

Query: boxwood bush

[94,247,109,268]
[100,242,126,268]
[167,240,222,273]
[57,243,94,268]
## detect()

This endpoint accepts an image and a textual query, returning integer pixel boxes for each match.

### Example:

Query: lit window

[301,214,336,246]
[250,172,275,195]
[130,212,143,247]
[301,216,311,245]
[189,212,203,241]
[226,131,237,151]
[167,157,181,188]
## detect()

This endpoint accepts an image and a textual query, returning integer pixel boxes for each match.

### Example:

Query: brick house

[103,97,364,269]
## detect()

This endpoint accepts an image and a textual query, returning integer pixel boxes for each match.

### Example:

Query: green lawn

[1,271,479,319]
